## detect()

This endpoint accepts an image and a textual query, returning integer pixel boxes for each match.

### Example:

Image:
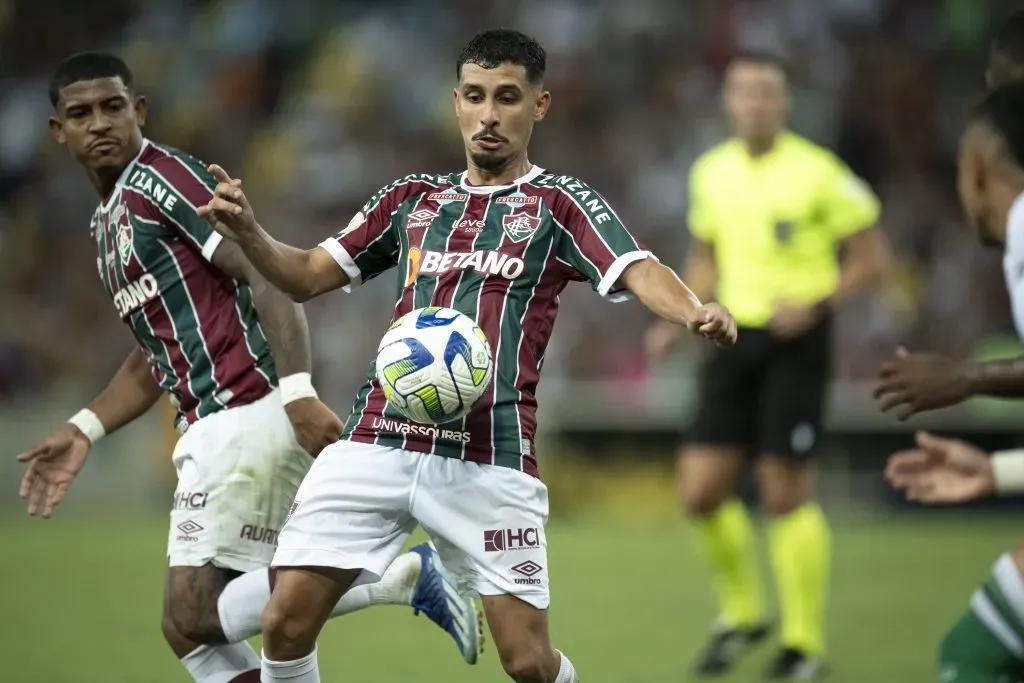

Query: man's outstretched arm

[875,349,1024,420]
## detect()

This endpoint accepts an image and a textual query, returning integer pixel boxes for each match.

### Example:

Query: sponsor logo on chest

[406,247,525,283]
[113,272,160,318]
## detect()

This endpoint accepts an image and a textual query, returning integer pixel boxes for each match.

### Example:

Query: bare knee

[260,600,320,660]
[499,648,559,683]
[161,610,196,658]
[483,595,560,683]
[164,564,234,645]
[757,455,813,517]
[678,447,744,518]
[262,567,359,661]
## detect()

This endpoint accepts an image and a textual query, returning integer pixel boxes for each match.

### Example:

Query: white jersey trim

[317,239,362,293]
[200,232,224,262]
[459,166,545,195]
[597,250,657,302]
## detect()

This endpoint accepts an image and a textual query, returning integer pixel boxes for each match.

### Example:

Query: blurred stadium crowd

[0,0,1017,409]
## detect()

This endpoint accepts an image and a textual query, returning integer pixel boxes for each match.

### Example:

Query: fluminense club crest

[501,211,541,242]
[117,221,133,266]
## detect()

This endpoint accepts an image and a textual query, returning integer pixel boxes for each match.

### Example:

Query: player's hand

[688,303,737,347]
[196,165,257,241]
[285,398,345,457]
[886,431,995,504]
[17,424,92,518]
[644,320,683,361]
[768,303,820,340]
[874,347,971,421]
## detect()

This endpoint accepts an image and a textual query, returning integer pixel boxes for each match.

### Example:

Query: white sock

[554,650,580,683]
[180,643,260,683]
[218,554,422,643]
[261,646,319,682]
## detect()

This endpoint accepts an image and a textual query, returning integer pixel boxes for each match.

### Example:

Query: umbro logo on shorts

[511,560,543,586]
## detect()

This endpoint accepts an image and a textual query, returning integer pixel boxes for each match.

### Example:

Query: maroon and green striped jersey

[319,166,654,476]
[89,139,276,427]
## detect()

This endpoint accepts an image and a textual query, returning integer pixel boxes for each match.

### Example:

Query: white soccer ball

[375,307,494,424]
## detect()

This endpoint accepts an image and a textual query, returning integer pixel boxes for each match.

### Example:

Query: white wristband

[279,372,319,405]
[991,449,1024,495]
[68,409,106,445]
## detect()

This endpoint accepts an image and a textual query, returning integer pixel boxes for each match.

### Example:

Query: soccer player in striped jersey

[198,28,737,683]
[879,19,1024,682]
[17,52,480,683]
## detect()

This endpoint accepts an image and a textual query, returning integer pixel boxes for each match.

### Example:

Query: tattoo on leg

[166,564,239,644]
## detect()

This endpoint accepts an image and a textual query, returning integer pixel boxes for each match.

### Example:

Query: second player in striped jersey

[198,28,737,683]
[17,52,481,683]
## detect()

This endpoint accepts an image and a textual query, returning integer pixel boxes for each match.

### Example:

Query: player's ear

[134,95,148,127]
[534,89,550,122]
[452,88,461,116]
[48,116,66,145]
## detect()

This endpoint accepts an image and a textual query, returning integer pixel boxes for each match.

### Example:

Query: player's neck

[465,154,533,187]
[87,166,126,203]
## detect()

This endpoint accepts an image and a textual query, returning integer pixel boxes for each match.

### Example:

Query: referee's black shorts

[686,317,831,459]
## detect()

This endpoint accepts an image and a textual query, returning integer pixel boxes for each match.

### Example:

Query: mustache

[472,130,508,142]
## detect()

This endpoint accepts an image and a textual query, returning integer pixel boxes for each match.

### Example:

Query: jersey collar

[100,138,151,212]
[459,165,545,194]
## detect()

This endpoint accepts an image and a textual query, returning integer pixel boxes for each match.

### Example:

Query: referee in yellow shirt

[647,52,890,680]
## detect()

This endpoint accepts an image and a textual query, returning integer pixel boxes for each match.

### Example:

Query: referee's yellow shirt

[688,131,881,328]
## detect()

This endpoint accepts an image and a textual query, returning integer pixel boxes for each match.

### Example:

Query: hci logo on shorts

[484,527,539,552]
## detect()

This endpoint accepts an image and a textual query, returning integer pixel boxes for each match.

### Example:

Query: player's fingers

[878,362,901,379]
[27,475,47,516]
[872,379,900,399]
[698,319,722,334]
[896,346,909,358]
[886,450,929,475]
[878,392,910,413]
[915,430,952,452]
[43,482,68,518]
[207,164,233,183]
[214,181,243,201]
[19,467,36,498]
[16,443,49,462]
[896,403,918,422]
[204,197,245,216]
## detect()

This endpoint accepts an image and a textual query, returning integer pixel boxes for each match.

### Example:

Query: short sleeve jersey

[90,139,276,427]
[688,131,881,328]
[318,166,655,476]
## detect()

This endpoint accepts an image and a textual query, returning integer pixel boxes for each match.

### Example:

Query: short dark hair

[456,29,546,85]
[993,10,1024,67]
[729,49,790,79]
[970,82,1024,167]
[49,52,134,108]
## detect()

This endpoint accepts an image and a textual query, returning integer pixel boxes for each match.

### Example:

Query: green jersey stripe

[154,239,226,417]
[972,588,1024,657]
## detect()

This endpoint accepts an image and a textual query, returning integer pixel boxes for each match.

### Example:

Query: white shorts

[274,441,551,609]
[168,388,313,573]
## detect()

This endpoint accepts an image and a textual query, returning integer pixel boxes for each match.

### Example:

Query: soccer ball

[375,307,493,424]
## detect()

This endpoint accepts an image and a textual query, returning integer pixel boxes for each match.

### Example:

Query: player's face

[454,62,550,174]
[723,61,788,142]
[49,77,146,173]
[957,128,1002,247]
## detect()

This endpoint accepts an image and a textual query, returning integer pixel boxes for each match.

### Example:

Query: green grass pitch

[0,511,1017,682]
